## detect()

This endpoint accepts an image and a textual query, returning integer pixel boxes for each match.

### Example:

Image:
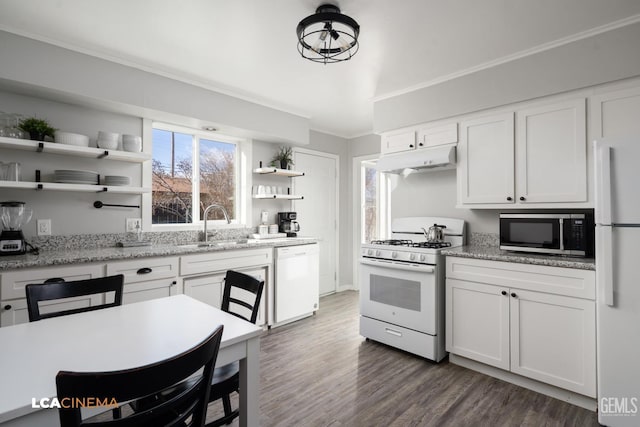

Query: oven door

[359,258,437,335]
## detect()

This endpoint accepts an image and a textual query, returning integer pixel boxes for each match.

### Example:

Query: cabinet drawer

[180,248,272,276]
[106,257,179,284]
[1,264,104,300]
[360,316,437,360]
[446,257,595,299]
[1,294,102,327]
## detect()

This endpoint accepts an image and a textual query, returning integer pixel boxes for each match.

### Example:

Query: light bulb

[311,24,330,53]
[330,30,352,52]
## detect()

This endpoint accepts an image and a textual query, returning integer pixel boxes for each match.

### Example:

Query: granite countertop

[441,245,595,270]
[0,237,318,271]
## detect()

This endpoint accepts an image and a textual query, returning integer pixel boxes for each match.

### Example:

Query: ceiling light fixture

[296,4,360,64]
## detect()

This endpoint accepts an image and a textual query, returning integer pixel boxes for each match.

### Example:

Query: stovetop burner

[369,239,452,249]
[411,241,452,249]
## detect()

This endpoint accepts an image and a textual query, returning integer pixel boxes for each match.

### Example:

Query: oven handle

[360,258,435,273]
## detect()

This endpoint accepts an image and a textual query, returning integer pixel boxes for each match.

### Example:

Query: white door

[445,279,510,370]
[458,112,515,205]
[516,99,587,203]
[293,150,338,295]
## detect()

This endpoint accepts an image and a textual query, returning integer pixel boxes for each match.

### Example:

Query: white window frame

[147,122,252,232]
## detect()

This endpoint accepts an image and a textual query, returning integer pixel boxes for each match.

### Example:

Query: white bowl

[122,139,141,152]
[54,131,90,147]
[122,134,141,144]
[98,131,119,141]
[97,138,118,150]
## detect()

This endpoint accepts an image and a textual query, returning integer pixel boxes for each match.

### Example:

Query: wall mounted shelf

[0,180,150,194]
[252,194,304,200]
[252,167,304,177]
[0,137,151,163]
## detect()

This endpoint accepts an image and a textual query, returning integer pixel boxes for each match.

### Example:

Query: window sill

[151,222,247,232]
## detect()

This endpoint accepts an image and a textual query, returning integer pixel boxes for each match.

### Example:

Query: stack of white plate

[54,170,99,185]
[103,175,130,186]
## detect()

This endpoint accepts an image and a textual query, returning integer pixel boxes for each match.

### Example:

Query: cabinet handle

[506,197,512,201]
[519,196,526,201]
[44,277,65,284]
[501,291,507,296]
[511,292,517,298]
[418,143,424,147]
[409,144,414,148]
[3,305,11,310]
[137,268,153,275]
[171,281,177,286]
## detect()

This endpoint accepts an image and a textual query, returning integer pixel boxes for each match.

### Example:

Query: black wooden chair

[25,275,124,322]
[206,269,265,426]
[56,324,224,427]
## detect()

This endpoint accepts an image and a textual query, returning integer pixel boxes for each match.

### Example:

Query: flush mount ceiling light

[296,4,360,64]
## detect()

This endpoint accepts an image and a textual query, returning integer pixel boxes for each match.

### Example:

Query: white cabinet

[0,264,104,327]
[457,99,588,207]
[515,99,587,203]
[591,86,640,139]
[183,272,225,308]
[458,112,515,205]
[106,257,179,305]
[445,257,596,397]
[381,129,416,154]
[417,122,458,149]
[446,278,510,370]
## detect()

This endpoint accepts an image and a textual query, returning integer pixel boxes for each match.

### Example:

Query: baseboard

[337,284,356,292]
[449,354,597,411]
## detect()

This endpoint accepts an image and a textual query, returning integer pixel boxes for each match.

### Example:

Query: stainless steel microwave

[499,213,594,257]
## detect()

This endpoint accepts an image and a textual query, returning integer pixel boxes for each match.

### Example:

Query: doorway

[292,149,339,295]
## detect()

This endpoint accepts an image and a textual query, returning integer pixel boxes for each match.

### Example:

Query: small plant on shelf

[18,117,56,141]
[272,146,294,170]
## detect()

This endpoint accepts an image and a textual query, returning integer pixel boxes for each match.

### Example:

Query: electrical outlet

[37,219,51,236]
[126,218,142,233]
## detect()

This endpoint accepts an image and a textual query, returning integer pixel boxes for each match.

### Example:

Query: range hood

[376,144,456,174]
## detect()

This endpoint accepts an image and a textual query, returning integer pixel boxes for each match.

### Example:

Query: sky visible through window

[152,129,235,174]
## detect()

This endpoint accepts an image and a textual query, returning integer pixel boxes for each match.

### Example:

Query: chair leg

[222,394,232,417]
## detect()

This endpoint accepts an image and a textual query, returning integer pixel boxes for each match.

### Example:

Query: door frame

[352,154,378,291]
[292,147,340,295]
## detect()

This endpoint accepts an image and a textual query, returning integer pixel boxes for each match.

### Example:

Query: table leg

[239,336,260,427]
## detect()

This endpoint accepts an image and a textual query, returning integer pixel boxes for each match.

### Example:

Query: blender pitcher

[0,201,32,255]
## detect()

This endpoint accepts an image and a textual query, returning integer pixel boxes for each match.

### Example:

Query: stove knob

[367,249,373,256]
[409,254,416,261]
[420,254,426,262]
[376,250,381,257]
[392,251,398,258]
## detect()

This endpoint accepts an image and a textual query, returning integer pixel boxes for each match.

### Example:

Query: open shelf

[0,136,151,163]
[0,180,150,194]
[252,194,304,200]
[253,167,304,177]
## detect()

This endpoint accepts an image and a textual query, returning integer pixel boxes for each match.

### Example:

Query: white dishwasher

[273,243,320,325]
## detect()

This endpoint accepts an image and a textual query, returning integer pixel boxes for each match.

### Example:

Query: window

[151,124,241,226]
[360,159,389,243]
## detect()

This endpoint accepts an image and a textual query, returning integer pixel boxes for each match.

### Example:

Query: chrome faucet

[203,204,231,242]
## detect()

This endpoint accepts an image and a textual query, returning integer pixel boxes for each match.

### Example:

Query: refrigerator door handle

[597,225,614,307]
[594,142,612,225]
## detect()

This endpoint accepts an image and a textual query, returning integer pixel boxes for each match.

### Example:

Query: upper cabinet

[458,112,515,205]
[591,86,640,139]
[380,122,457,155]
[457,98,587,207]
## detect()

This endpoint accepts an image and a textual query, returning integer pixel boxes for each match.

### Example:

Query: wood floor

[206,291,600,427]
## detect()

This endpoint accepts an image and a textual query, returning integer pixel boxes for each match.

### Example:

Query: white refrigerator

[594,138,640,426]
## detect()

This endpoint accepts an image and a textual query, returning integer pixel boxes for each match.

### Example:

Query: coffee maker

[0,201,32,256]
[278,212,300,237]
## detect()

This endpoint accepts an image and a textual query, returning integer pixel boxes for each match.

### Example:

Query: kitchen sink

[177,239,251,248]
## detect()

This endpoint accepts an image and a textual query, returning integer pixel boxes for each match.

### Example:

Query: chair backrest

[56,324,224,427]
[25,274,124,322]
[221,270,265,324]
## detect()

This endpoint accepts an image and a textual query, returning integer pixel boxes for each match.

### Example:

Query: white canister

[268,224,279,234]
[258,225,268,236]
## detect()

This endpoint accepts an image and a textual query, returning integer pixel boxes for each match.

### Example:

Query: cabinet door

[381,130,416,154]
[509,289,596,397]
[591,86,640,139]
[1,294,103,327]
[417,122,457,149]
[458,113,515,205]
[183,273,224,309]
[446,279,510,370]
[236,267,267,327]
[516,99,587,203]
[122,279,179,305]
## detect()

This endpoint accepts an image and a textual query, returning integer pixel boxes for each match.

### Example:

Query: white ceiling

[1,0,640,138]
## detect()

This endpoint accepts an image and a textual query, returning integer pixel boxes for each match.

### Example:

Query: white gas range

[359,217,466,362]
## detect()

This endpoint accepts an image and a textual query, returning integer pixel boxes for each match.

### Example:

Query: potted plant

[18,117,56,141]
[272,146,294,170]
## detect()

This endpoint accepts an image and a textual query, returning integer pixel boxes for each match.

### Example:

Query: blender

[0,201,32,255]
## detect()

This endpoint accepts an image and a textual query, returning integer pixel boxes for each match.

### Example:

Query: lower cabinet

[446,257,596,398]
[106,257,180,305]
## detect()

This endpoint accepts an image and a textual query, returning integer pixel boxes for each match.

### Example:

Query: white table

[0,295,262,427]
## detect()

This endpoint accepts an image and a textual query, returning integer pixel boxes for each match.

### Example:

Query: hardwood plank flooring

[206,291,599,426]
